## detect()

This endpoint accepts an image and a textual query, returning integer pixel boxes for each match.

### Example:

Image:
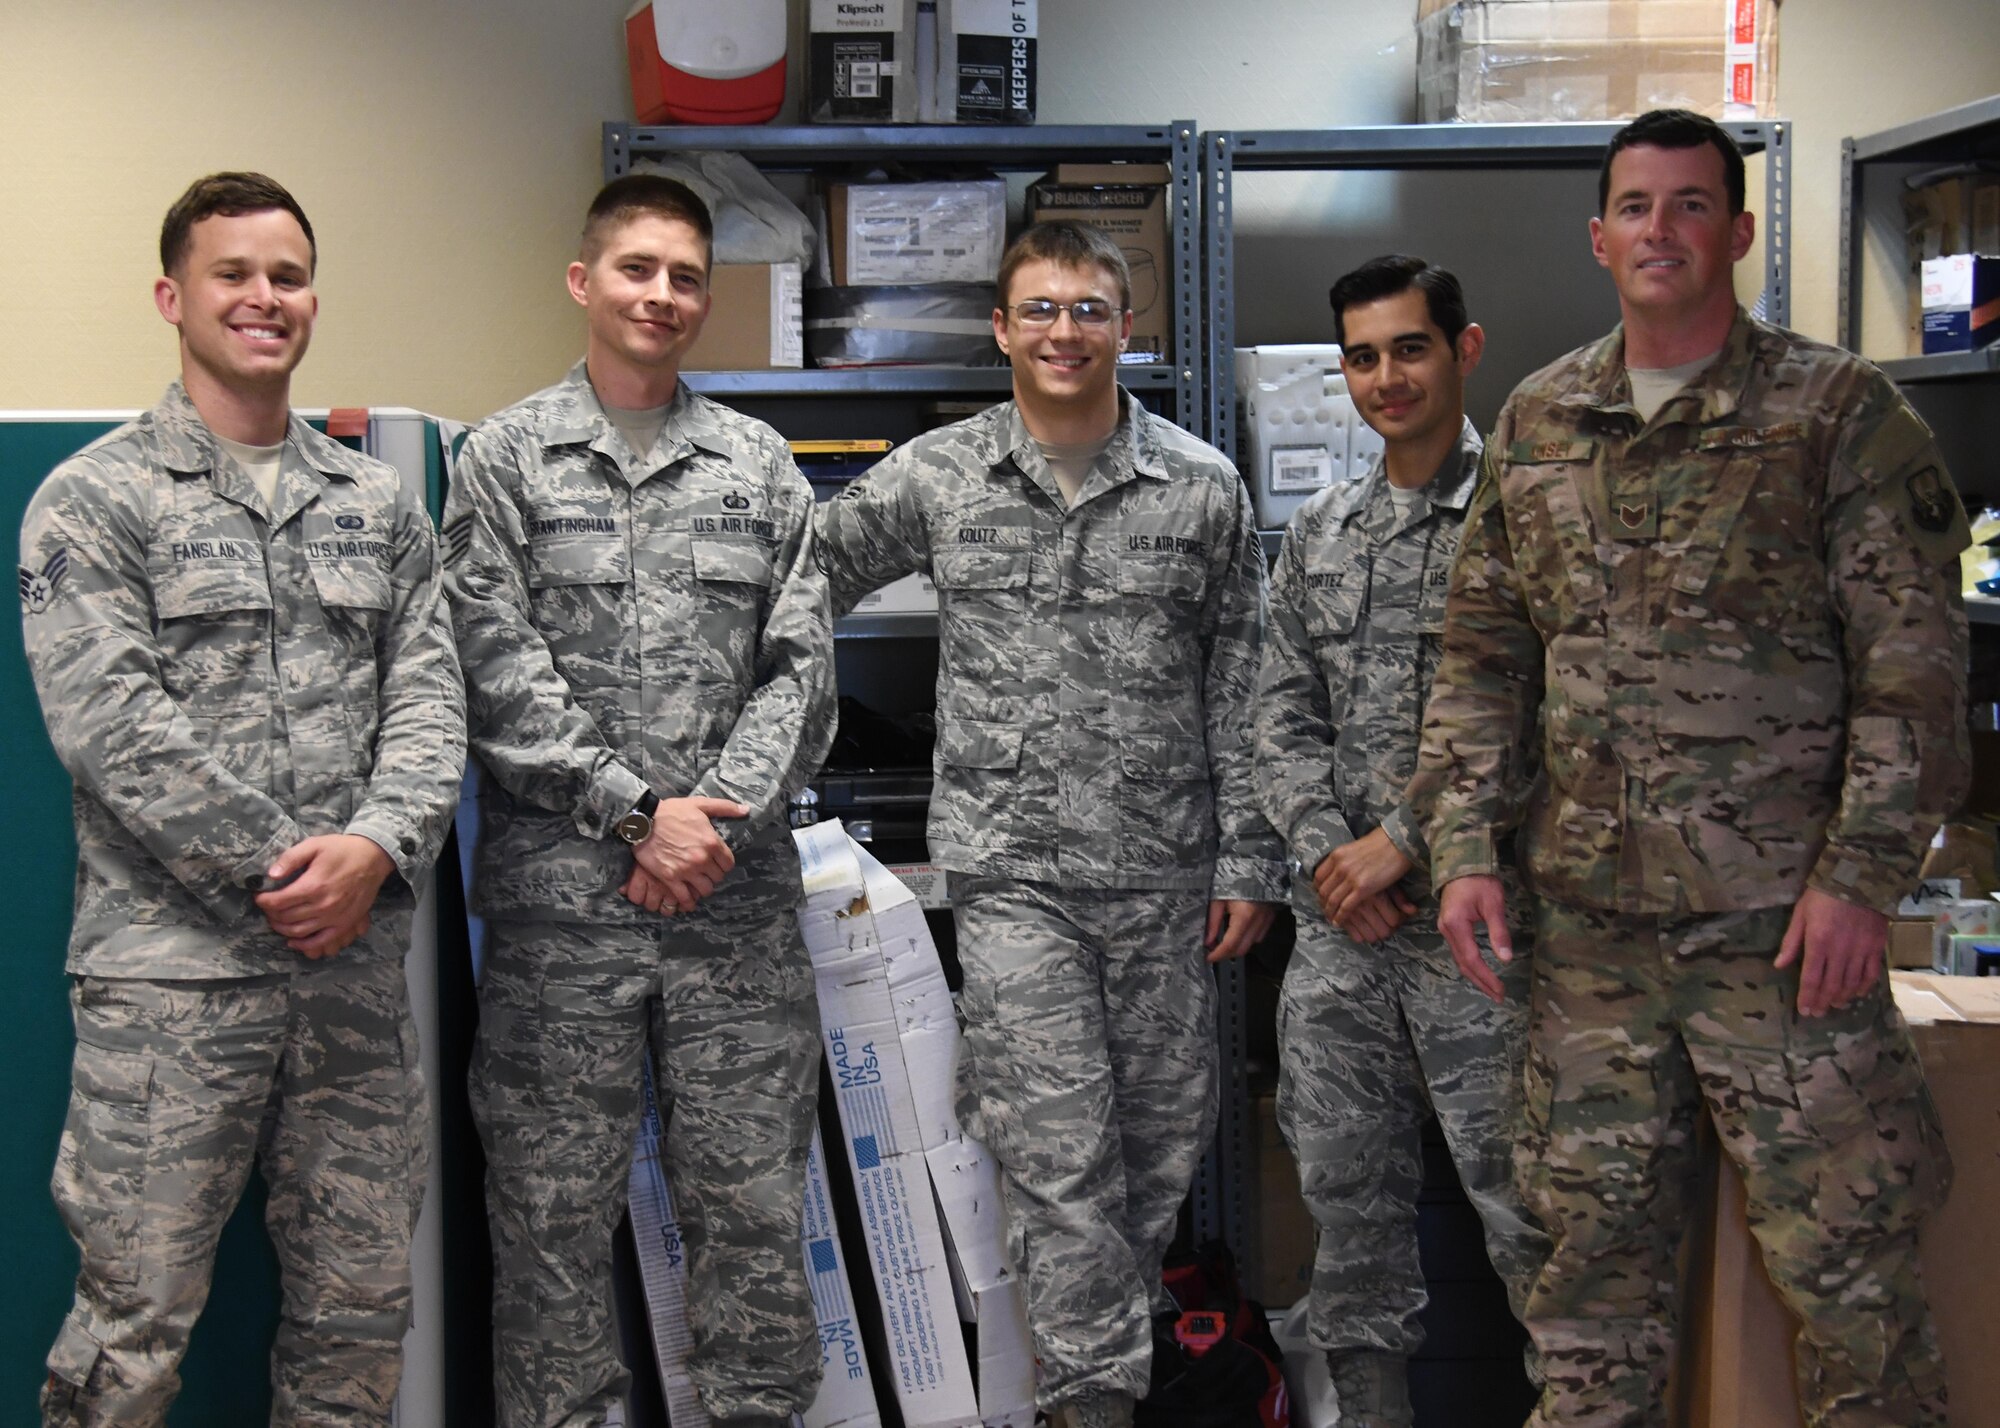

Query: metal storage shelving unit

[1203,120,1793,458]
[1192,117,1792,1272]
[604,121,1201,425]
[1839,94,2000,383]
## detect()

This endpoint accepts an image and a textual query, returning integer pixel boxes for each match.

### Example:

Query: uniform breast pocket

[932,546,1033,684]
[690,538,775,688]
[1511,464,1604,635]
[1668,451,1823,636]
[309,558,393,642]
[1116,550,1207,605]
[148,554,273,706]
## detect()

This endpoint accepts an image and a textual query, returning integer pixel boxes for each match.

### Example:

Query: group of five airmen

[20,105,1966,1428]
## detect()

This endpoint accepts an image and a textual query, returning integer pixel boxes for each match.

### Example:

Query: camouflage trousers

[470,857,822,1427]
[949,877,1217,1412]
[1522,901,1952,1428]
[1277,892,1546,1359]
[42,956,427,1428]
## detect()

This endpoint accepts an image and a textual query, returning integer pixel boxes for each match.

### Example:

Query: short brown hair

[160,172,316,277]
[581,174,714,268]
[996,220,1131,311]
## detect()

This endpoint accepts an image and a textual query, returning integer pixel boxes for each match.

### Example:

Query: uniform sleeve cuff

[1212,856,1289,904]
[1292,810,1356,874]
[218,822,308,905]
[1377,805,1425,867]
[579,762,650,841]
[345,814,425,888]
[1429,831,1500,888]
[1807,847,1918,917]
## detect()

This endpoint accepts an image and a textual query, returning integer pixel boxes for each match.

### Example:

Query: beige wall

[2,1,1995,422]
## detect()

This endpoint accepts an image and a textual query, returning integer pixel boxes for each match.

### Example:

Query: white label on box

[1269,444,1334,494]
[852,573,938,614]
[848,183,1005,286]
[813,0,908,30]
[1924,254,1975,310]
[884,864,950,909]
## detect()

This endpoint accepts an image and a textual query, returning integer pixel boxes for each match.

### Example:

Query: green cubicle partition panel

[0,416,392,1426]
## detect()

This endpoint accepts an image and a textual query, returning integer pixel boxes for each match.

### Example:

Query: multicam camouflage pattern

[1256,418,1481,884]
[1256,424,1545,1379]
[18,382,466,978]
[442,361,836,924]
[1406,310,1967,1427]
[816,392,1286,901]
[447,363,829,1426]
[1412,310,1971,915]
[470,840,822,1427]
[949,876,1215,1411]
[41,958,429,1428]
[1521,902,1951,1428]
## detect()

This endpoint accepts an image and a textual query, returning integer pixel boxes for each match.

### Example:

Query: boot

[1328,1350,1412,1428]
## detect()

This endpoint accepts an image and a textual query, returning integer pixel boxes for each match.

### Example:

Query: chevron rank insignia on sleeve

[19,548,68,614]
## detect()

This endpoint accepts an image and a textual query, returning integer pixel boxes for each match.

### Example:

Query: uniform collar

[1562,306,1761,425]
[152,381,365,525]
[980,388,1167,496]
[540,360,740,482]
[1331,415,1483,531]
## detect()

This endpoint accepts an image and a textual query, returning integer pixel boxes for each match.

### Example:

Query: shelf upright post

[1171,120,1203,431]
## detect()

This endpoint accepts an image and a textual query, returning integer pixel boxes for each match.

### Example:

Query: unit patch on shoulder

[1905,466,1953,534]
[19,548,68,614]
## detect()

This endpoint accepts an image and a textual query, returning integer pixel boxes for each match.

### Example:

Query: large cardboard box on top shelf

[685,263,803,371]
[1027,163,1172,363]
[823,180,1009,287]
[1415,0,1780,125]
[1678,972,2000,1428]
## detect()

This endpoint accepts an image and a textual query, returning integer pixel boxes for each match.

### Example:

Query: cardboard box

[824,180,1008,287]
[1415,0,1780,125]
[809,0,919,123]
[687,263,803,371]
[795,821,1036,1428]
[629,1075,882,1428]
[1027,163,1171,362]
[1921,253,2000,355]
[929,0,1037,124]
[1887,918,1934,970]
[1251,1092,1317,1308]
[1679,972,2000,1428]
[850,572,940,616]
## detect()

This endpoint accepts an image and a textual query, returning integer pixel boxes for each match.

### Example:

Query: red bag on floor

[1136,1241,1290,1428]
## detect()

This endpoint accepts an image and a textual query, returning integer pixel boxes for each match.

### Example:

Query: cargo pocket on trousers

[1514,1043,1557,1228]
[42,1314,106,1425]
[57,1042,156,1293]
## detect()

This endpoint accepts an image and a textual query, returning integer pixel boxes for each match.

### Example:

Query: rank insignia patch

[1906,466,1952,534]
[19,548,68,614]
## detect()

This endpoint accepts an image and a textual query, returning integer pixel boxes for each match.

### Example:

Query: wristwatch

[615,790,661,845]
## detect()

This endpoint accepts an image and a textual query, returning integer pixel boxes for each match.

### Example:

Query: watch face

[616,810,653,845]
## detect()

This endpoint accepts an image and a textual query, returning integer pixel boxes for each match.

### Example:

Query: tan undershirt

[214,434,285,509]
[1036,433,1117,508]
[602,400,672,464]
[1627,351,1720,424]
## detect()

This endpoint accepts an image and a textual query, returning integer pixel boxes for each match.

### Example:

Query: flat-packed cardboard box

[809,0,920,123]
[629,1078,882,1428]
[1251,1092,1317,1308]
[1415,0,1780,124]
[795,821,1036,1428]
[824,180,1008,287]
[1679,972,2000,1428]
[1027,163,1171,363]
[687,263,803,371]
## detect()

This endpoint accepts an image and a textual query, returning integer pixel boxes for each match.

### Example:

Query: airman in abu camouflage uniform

[21,173,464,1427]
[444,176,834,1428]
[817,222,1284,1428]
[1411,112,1966,1427]
[1256,257,1546,1428]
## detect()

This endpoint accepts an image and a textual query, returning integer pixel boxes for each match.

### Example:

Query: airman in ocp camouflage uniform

[22,174,464,1428]
[1256,257,1546,1428]
[1411,112,1966,1428]
[444,176,834,1428]
[817,222,1284,1428]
